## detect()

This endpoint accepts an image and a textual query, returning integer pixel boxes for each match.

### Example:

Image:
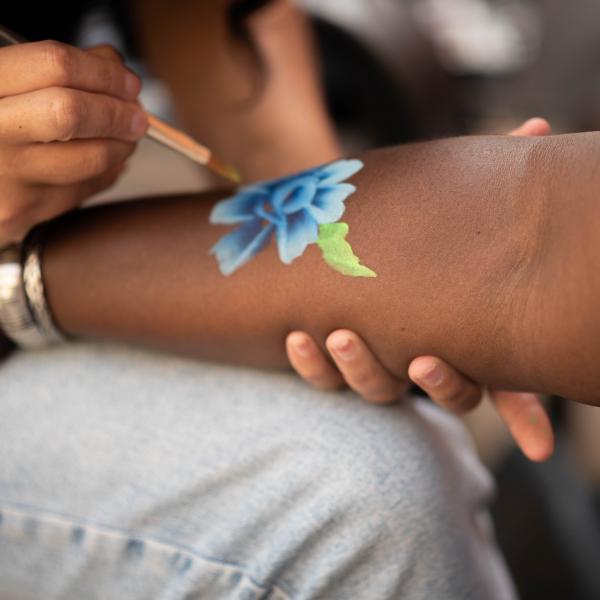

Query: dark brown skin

[42,133,600,405]
[130,0,557,462]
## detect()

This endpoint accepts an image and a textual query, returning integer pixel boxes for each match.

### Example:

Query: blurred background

[54,0,600,598]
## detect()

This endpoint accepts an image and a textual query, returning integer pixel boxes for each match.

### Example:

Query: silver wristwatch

[0,229,65,348]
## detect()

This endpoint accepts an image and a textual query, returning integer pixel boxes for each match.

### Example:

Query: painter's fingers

[409,356,483,414]
[509,117,552,137]
[326,330,409,404]
[491,391,555,462]
[0,40,140,100]
[0,87,147,144]
[287,332,345,391]
[0,163,125,243]
[35,162,126,221]
[12,138,136,185]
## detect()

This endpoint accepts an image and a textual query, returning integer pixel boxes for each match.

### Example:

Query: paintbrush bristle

[208,156,242,184]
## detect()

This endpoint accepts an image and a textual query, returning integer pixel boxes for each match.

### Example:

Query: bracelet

[22,226,65,345]
[0,245,48,347]
[0,226,65,348]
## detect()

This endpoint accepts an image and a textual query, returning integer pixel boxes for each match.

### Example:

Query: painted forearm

[41,135,600,403]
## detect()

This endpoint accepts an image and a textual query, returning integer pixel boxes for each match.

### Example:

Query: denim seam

[0,501,292,600]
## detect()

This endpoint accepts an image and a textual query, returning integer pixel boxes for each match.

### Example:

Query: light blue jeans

[0,342,516,599]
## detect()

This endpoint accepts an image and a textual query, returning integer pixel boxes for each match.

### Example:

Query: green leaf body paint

[316,223,377,278]
[210,159,377,278]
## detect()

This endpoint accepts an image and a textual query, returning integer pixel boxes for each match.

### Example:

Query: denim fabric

[0,342,516,599]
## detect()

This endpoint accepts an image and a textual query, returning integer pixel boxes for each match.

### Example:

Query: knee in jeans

[284,399,467,535]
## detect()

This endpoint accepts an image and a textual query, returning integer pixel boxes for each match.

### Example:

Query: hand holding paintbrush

[0,25,240,184]
[0,27,240,245]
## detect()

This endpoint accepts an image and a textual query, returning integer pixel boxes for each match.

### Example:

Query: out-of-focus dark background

[304,0,600,142]
[296,2,600,598]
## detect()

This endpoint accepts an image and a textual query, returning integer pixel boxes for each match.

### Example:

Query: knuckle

[49,88,85,141]
[101,45,123,63]
[104,100,122,135]
[100,99,132,140]
[42,40,74,86]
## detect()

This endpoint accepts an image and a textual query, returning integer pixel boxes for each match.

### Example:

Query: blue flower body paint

[209,159,376,277]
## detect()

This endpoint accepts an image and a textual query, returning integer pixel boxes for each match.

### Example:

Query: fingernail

[331,336,356,361]
[292,335,311,358]
[129,111,148,139]
[125,72,142,99]
[416,363,444,387]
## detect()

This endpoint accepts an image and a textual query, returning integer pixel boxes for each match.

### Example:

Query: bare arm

[41,134,600,404]
[129,0,560,461]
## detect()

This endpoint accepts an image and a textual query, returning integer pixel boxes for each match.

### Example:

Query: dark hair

[2,3,91,43]
[226,0,277,99]
[227,0,275,39]
[4,0,274,53]
[227,0,275,83]
[105,0,274,64]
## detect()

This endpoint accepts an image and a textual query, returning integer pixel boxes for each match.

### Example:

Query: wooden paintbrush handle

[146,114,211,165]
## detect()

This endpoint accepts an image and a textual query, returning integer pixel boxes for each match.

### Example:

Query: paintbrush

[0,24,241,184]
[145,114,240,183]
